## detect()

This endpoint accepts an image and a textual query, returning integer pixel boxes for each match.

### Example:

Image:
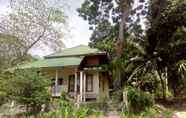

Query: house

[17,45,110,103]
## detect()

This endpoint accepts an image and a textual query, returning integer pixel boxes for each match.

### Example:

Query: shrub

[2,70,51,114]
[124,86,154,114]
[121,105,173,118]
[98,95,109,111]
[33,98,89,118]
[82,102,100,111]
[0,92,6,106]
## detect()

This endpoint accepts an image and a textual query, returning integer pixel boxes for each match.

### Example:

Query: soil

[158,98,186,118]
[104,111,120,118]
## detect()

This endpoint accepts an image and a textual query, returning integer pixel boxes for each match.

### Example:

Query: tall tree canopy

[127,0,186,98]
[0,0,66,64]
[78,0,147,57]
[0,34,30,69]
[79,0,186,99]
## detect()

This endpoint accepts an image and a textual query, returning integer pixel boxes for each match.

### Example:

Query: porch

[47,66,109,102]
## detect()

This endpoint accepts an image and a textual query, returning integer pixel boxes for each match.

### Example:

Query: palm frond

[177,60,186,73]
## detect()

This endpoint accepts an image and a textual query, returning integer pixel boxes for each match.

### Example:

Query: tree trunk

[116,12,125,58]
[114,1,131,100]
[158,70,166,101]
[116,0,131,58]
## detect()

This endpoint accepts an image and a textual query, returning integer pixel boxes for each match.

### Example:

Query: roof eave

[44,52,107,59]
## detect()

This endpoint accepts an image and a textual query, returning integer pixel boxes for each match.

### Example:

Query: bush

[98,95,109,111]
[0,72,9,106]
[81,102,100,111]
[32,97,90,118]
[0,92,6,106]
[124,86,154,114]
[2,70,51,114]
[121,105,173,118]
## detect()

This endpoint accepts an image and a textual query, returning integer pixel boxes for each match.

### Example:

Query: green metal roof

[10,45,105,70]
[16,57,83,69]
[45,45,104,58]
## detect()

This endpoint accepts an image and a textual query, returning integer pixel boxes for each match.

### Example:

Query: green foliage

[49,7,66,23]
[0,0,65,57]
[78,0,146,51]
[82,102,101,111]
[122,105,173,118]
[125,0,186,98]
[60,90,69,101]
[35,92,101,118]
[98,95,109,111]
[124,86,154,114]
[0,73,8,106]
[0,33,34,68]
[0,70,51,113]
[31,96,90,118]
[0,91,7,106]
[59,101,88,118]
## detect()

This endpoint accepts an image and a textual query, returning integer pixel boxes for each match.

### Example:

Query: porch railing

[51,85,62,97]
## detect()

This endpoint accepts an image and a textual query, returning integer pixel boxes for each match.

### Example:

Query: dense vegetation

[0,70,51,114]
[78,0,186,99]
[0,0,185,117]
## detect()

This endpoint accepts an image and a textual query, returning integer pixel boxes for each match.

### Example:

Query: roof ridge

[45,44,104,58]
[45,45,87,57]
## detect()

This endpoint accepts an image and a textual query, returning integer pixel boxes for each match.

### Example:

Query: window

[86,74,93,92]
[77,76,80,92]
[51,78,63,86]
[68,75,75,92]
[58,78,63,85]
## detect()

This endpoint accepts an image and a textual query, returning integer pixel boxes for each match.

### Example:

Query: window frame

[86,74,93,92]
[68,75,75,92]
[58,78,63,85]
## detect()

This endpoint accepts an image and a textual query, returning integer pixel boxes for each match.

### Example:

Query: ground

[174,111,186,118]
[104,111,120,118]
[172,103,186,118]
[1,100,186,118]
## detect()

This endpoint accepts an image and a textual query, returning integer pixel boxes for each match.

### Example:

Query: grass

[121,105,173,118]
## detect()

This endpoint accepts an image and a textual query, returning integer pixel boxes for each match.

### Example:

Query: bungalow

[17,45,110,103]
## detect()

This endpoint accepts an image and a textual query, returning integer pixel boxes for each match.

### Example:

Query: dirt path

[104,111,120,118]
[174,111,186,118]
[167,103,186,118]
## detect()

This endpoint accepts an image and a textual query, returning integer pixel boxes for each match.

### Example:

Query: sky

[60,0,91,47]
[0,0,92,57]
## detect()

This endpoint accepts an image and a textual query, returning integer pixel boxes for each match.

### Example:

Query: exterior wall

[84,56,100,65]
[42,67,77,94]
[81,55,105,68]
[84,70,99,97]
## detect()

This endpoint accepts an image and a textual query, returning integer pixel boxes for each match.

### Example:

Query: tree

[127,0,186,99]
[0,0,66,64]
[78,0,146,57]
[79,0,186,100]
[0,33,35,70]
[0,70,51,114]
[78,0,147,97]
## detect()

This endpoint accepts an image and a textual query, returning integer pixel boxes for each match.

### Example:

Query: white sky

[0,0,92,57]
[61,0,91,47]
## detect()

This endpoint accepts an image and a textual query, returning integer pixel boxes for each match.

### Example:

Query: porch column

[83,73,86,102]
[80,71,83,102]
[74,69,78,99]
[55,70,58,96]
[96,72,99,100]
